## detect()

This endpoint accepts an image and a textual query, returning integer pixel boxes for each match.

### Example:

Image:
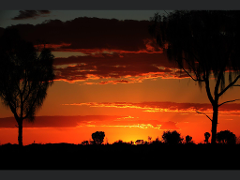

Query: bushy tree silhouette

[216,130,236,145]
[0,28,55,146]
[149,11,240,144]
[91,131,105,145]
[185,135,193,144]
[204,132,211,144]
[162,130,183,145]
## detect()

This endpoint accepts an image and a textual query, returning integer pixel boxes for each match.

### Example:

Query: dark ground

[0,143,239,170]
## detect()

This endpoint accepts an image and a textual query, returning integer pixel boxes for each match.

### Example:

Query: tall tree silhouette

[0,28,55,146]
[149,11,240,144]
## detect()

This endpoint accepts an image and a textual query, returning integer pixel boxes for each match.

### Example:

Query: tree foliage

[0,28,55,146]
[162,130,183,145]
[185,135,193,144]
[216,130,236,145]
[204,132,211,144]
[91,131,105,145]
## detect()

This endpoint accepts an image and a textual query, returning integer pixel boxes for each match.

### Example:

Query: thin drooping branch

[218,75,240,97]
[196,111,212,121]
[181,58,205,82]
[218,99,240,107]
[179,64,205,82]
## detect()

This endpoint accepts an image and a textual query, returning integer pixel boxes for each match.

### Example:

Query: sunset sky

[1,10,240,145]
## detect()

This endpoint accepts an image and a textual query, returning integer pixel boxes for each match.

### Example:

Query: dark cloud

[2,17,186,83]
[53,52,181,83]
[12,10,51,20]
[6,17,156,52]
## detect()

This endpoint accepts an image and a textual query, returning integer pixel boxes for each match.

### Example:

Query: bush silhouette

[81,140,89,145]
[204,132,211,144]
[216,130,236,145]
[162,130,183,145]
[135,139,144,145]
[91,131,105,145]
[185,135,193,144]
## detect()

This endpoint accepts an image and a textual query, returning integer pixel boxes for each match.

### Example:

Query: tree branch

[218,99,240,107]
[181,58,205,82]
[196,111,212,121]
[218,75,240,97]
[179,65,205,82]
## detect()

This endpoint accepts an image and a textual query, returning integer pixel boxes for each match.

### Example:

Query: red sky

[1,11,240,145]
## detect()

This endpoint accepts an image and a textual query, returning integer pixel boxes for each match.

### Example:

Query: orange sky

[1,13,240,145]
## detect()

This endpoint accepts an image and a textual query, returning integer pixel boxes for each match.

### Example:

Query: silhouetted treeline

[1,142,240,169]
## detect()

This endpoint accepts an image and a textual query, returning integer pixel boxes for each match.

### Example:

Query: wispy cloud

[12,10,51,20]
[61,101,240,114]
[0,115,179,130]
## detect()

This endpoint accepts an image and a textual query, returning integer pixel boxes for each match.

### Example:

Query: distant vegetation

[78,130,237,146]
[1,129,240,170]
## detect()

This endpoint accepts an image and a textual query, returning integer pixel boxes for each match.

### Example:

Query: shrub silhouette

[162,130,183,145]
[216,130,236,145]
[148,136,152,144]
[204,132,211,144]
[91,131,105,145]
[81,140,89,145]
[135,139,144,145]
[185,135,193,144]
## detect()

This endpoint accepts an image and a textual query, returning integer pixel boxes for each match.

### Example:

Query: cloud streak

[0,115,179,130]
[61,101,240,114]
[53,52,184,83]
[12,10,51,20]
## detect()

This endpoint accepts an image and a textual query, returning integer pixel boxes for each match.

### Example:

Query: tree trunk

[211,104,218,145]
[18,119,23,147]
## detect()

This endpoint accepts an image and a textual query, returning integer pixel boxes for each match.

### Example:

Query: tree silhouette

[185,135,192,144]
[0,28,55,146]
[91,131,105,145]
[162,130,183,145]
[148,136,152,144]
[204,132,211,144]
[216,130,236,145]
[149,11,240,144]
